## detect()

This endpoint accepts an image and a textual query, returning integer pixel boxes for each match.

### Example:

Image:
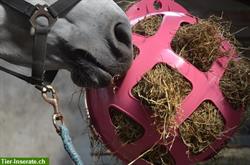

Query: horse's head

[0,0,133,87]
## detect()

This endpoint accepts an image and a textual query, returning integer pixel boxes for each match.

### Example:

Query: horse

[0,0,133,88]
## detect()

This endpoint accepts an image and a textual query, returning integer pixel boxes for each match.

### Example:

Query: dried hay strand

[142,145,175,165]
[132,63,192,140]
[110,107,144,144]
[132,14,163,37]
[179,101,224,154]
[220,58,250,109]
[171,16,236,72]
[88,120,119,163]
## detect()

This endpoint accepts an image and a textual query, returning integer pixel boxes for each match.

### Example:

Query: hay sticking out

[132,64,225,155]
[132,15,163,37]
[171,16,235,72]
[179,101,224,154]
[110,107,144,144]
[142,145,175,165]
[220,58,250,109]
[132,63,192,139]
[88,119,120,164]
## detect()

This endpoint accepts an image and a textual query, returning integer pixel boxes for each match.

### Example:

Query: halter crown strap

[0,0,81,18]
[0,0,81,89]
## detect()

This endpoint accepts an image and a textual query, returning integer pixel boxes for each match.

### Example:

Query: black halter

[0,0,81,90]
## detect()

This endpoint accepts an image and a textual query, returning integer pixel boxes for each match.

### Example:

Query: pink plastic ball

[86,0,243,164]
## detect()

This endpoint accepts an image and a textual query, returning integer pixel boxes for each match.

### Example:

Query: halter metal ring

[53,113,64,133]
[30,4,57,28]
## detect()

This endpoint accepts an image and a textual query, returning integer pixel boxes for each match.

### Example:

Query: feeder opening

[132,14,164,37]
[132,63,192,140]
[220,58,250,109]
[142,145,175,165]
[153,0,162,10]
[180,22,191,27]
[171,16,234,72]
[109,106,145,144]
[179,100,225,154]
[133,44,140,59]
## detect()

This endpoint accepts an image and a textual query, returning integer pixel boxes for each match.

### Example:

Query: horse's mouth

[70,61,113,87]
[66,49,113,87]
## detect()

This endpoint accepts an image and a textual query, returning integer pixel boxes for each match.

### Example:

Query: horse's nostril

[114,23,131,47]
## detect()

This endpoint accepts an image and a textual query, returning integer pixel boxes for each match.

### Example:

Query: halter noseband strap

[0,0,81,90]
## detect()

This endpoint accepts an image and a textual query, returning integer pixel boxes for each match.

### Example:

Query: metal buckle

[42,85,64,134]
[30,4,57,29]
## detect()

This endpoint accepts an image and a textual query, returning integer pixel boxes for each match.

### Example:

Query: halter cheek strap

[0,0,81,90]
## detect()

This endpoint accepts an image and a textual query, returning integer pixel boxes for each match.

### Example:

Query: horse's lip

[88,59,112,76]
[67,49,112,75]
[87,61,112,77]
[75,58,113,77]
[71,62,113,87]
[66,51,113,87]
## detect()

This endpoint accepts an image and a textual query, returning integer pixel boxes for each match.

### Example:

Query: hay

[132,14,163,37]
[179,101,224,154]
[220,58,250,109]
[88,120,119,163]
[132,64,225,154]
[142,145,175,165]
[132,63,192,139]
[110,107,144,144]
[171,16,236,72]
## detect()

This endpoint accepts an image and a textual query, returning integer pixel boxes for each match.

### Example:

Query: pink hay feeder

[86,0,243,164]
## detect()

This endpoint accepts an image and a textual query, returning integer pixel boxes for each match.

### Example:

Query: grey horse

[0,0,133,87]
